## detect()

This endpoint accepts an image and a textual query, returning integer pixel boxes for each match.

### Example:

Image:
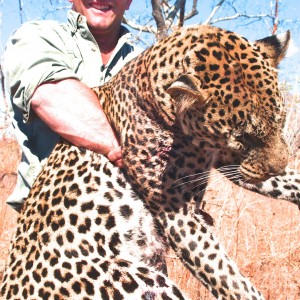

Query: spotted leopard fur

[1,25,299,300]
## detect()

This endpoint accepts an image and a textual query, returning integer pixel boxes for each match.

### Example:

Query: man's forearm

[31,79,122,164]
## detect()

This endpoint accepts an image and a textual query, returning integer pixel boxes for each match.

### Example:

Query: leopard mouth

[239,165,272,184]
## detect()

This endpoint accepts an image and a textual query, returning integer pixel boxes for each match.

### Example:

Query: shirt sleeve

[2,21,80,122]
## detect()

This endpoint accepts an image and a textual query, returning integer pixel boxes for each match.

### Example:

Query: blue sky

[0,0,300,116]
[1,0,300,52]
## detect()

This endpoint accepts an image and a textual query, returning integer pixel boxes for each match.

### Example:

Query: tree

[123,0,199,40]
[123,0,297,44]
[0,1,297,47]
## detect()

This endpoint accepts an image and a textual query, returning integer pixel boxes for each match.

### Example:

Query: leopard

[1,25,299,300]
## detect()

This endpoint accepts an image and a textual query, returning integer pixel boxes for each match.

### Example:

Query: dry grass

[0,138,20,282]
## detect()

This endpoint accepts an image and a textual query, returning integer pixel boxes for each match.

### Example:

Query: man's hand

[107,146,123,168]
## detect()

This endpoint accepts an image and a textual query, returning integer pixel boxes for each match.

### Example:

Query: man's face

[69,0,132,35]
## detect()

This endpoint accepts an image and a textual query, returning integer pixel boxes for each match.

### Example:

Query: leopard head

[167,27,290,183]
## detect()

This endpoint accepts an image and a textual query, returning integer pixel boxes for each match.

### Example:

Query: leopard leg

[158,209,265,300]
[242,168,300,207]
[106,260,188,300]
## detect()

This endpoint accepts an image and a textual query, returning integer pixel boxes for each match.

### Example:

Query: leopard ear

[254,31,290,67]
[167,74,205,113]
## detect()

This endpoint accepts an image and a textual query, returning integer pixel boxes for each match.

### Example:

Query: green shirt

[2,10,142,211]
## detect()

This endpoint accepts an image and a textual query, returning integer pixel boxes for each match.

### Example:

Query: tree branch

[178,0,186,27]
[122,16,157,35]
[151,0,168,39]
[203,0,226,25]
[124,0,198,36]
[207,12,274,25]
[164,0,183,29]
[184,0,198,21]
[272,0,279,34]
[18,0,24,23]
[162,0,198,26]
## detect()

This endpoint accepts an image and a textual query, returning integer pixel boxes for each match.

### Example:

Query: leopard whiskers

[216,165,244,183]
[192,165,245,197]
[173,170,213,189]
[173,165,243,194]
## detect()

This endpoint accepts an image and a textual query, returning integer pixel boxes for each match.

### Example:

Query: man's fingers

[114,158,124,168]
[107,147,123,167]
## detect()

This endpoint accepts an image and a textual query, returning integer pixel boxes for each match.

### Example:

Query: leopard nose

[266,147,288,176]
[268,164,286,176]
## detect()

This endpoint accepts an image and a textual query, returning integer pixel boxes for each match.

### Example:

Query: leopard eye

[242,133,264,148]
[235,141,245,151]
[234,134,251,153]
[228,139,247,153]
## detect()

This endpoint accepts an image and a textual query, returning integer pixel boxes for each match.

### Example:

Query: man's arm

[31,78,123,167]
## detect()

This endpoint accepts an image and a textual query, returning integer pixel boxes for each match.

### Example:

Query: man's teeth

[92,5,111,10]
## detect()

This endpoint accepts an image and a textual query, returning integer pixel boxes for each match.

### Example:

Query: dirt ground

[0,138,299,299]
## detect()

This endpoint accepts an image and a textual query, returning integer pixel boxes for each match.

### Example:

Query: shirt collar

[67,10,133,43]
[67,10,80,33]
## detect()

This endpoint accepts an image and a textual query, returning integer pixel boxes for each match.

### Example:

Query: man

[2,0,142,211]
